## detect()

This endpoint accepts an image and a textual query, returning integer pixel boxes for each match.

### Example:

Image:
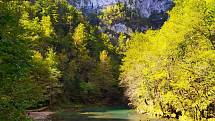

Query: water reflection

[50,107,176,121]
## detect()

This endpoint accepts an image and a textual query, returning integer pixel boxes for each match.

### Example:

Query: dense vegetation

[0,0,123,120]
[120,0,215,121]
[0,0,214,121]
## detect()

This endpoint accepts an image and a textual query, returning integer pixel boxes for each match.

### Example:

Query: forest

[0,0,214,121]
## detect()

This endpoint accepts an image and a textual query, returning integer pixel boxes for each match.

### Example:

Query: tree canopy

[0,0,214,121]
[120,0,215,120]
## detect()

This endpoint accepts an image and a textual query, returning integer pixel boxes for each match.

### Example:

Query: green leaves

[0,1,43,119]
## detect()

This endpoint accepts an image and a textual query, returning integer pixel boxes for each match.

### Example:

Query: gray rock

[111,23,133,34]
[68,0,173,18]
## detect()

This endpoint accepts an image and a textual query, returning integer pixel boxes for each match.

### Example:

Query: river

[48,106,177,121]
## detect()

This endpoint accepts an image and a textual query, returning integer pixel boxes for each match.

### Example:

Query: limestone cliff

[68,0,173,18]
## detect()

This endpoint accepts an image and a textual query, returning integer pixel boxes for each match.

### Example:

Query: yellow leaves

[20,13,54,40]
[41,16,53,37]
[162,91,178,103]
[205,0,215,3]
[171,65,192,89]
[73,23,86,46]
[101,4,123,16]
[213,86,215,91]
[99,50,110,63]
[179,115,194,121]
[33,48,58,68]
[99,3,125,25]
[33,51,43,61]
[153,68,168,79]
[20,12,40,31]
[45,48,57,67]
[121,0,215,119]
[66,15,73,23]
[208,118,215,121]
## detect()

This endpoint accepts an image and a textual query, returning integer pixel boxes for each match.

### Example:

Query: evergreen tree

[0,1,43,120]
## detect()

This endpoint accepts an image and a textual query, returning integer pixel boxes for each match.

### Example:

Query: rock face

[111,23,133,34]
[68,0,173,18]
[134,0,173,18]
[68,0,174,34]
[70,0,123,9]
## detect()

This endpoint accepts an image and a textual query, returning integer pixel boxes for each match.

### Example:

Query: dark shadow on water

[51,111,131,121]
[50,106,177,121]
[51,107,142,121]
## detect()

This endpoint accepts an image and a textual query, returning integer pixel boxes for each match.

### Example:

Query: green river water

[50,106,177,121]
